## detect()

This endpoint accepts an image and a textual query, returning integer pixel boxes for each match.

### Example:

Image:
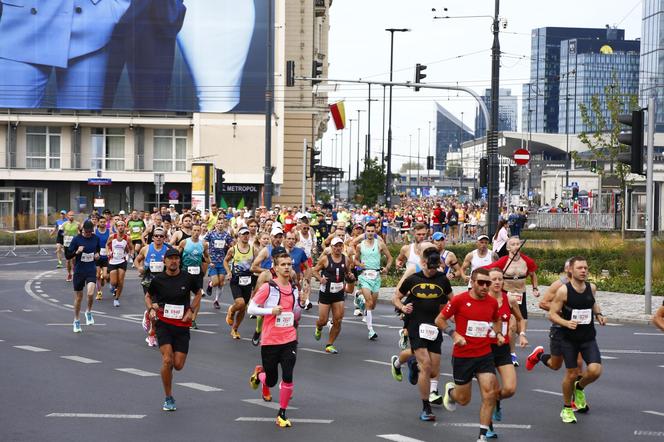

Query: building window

[26,126,61,169]
[91,128,125,171]
[153,129,187,172]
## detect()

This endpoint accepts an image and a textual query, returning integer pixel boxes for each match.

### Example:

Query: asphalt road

[1,254,663,442]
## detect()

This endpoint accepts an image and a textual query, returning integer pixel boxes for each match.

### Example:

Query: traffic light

[312,60,324,85]
[216,168,225,185]
[414,63,427,92]
[479,157,488,188]
[310,148,321,178]
[590,160,597,173]
[572,186,579,200]
[427,155,434,170]
[508,165,518,190]
[286,60,295,87]
[617,110,644,175]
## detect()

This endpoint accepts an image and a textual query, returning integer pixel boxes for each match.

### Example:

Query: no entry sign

[513,149,530,166]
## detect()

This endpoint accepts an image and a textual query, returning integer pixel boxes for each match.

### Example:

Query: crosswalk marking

[61,356,101,364]
[115,368,158,377]
[14,345,50,352]
[49,299,59,303]
[242,399,298,410]
[176,382,223,392]
[377,434,426,442]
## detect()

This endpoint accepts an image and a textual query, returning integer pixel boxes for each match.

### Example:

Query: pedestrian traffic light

[572,186,579,200]
[427,155,434,170]
[286,60,295,87]
[617,109,644,175]
[312,60,324,85]
[479,157,488,187]
[216,168,225,185]
[414,63,427,92]
[310,148,321,178]
[590,160,597,173]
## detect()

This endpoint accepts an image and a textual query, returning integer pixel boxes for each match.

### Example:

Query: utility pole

[382,85,387,171]
[487,0,501,237]
[348,118,354,198]
[263,0,274,207]
[367,84,372,164]
[417,127,421,191]
[356,109,365,181]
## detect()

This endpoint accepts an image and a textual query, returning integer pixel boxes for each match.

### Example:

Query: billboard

[0,0,271,113]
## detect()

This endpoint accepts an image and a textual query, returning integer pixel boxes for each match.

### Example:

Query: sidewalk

[375,285,661,325]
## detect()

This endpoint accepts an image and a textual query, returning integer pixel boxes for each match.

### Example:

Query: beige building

[0,0,332,229]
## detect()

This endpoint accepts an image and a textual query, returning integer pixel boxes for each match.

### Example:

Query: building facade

[474,88,518,137]
[640,0,664,132]
[435,103,474,172]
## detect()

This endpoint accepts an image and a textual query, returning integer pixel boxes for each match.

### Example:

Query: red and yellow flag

[329,101,346,130]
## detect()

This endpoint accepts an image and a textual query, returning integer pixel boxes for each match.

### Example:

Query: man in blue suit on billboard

[0,0,131,109]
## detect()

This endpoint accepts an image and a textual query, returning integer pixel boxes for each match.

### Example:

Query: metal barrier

[530,213,616,231]
[37,226,54,255]
[0,229,17,256]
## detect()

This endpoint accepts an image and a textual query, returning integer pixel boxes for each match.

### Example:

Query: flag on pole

[329,101,346,130]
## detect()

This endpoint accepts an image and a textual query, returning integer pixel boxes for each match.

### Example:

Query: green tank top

[360,240,380,270]
[62,221,79,237]
[127,220,145,240]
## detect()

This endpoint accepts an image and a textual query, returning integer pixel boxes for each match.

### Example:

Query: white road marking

[47,323,106,326]
[41,294,49,298]
[602,349,664,355]
[436,423,532,429]
[643,411,664,417]
[196,312,215,315]
[525,329,549,332]
[299,347,327,354]
[91,310,106,315]
[176,382,223,392]
[377,434,427,442]
[605,323,623,327]
[659,365,664,368]
[22,309,33,312]
[64,304,74,308]
[634,333,664,336]
[601,356,618,360]
[242,399,298,410]
[61,356,101,364]
[364,359,392,366]
[0,309,12,313]
[235,417,332,424]
[634,430,664,437]
[533,389,563,397]
[0,339,4,342]
[46,413,145,419]
[35,289,44,293]
[121,314,144,321]
[191,329,216,334]
[49,299,59,303]
[115,368,158,377]
[14,345,50,352]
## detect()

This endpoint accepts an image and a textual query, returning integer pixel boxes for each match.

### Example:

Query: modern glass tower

[435,103,474,171]
[474,88,517,137]
[640,0,664,132]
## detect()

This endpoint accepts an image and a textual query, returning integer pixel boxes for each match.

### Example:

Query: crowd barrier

[530,213,616,230]
[0,229,17,256]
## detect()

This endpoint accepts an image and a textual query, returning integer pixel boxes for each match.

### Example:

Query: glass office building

[640,0,664,132]
[435,103,474,171]
[474,88,518,137]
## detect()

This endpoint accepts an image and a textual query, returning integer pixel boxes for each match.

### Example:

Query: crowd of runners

[50,200,662,441]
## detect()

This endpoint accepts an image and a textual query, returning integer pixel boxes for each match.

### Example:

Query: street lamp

[356,109,366,181]
[348,118,355,197]
[385,28,411,207]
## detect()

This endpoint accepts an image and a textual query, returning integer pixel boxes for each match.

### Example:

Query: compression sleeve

[247,300,273,316]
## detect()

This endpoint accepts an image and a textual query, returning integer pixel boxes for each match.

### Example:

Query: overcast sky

[320,0,643,176]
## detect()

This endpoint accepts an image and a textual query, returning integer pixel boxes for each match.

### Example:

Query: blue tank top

[182,238,204,267]
[260,244,273,270]
[144,243,169,269]
[95,228,110,257]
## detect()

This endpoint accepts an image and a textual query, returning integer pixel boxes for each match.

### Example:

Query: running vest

[562,282,596,342]
[144,243,169,273]
[406,243,420,269]
[320,253,346,294]
[95,228,110,259]
[491,292,511,344]
[62,221,79,247]
[182,238,204,269]
[260,244,273,270]
[127,219,144,241]
[108,234,129,265]
[470,249,493,272]
[360,240,380,271]
[232,244,254,275]
[440,250,451,275]
[265,280,302,324]
[297,231,313,258]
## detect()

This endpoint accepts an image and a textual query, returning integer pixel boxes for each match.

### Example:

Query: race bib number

[508,291,523,304]
[99,248,107,257]
[419,323,439,341]
[502,321,508,336]
[163,304,184,320]
[275,312,294,328]
[571,308,592,325]
[132,226,141,233]
[214,240,226,249]
[81,252,94,263]
[465,320,491,338]
[363,270,378,280]
[113,249,125,260]
[63,236,73,246]
[149,261,164,273]
[187,266,200,275]
[239,275,252,286]
[329,282,344,293]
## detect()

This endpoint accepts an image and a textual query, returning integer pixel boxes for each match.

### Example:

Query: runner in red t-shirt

[435,267,504,441]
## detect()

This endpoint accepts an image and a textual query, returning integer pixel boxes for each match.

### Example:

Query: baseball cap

[432,232,445,241]
[82,220,94,232]
[271,246,288,258]
[238,226,250,235]
[164,248,180,258]
[60,210,66,214]
[271,227,284,236]
[331,237,344,246]
[119,210,126,215]
[477,234,490,241]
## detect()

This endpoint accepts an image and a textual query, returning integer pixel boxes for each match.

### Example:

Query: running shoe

[368,330,378,341]
[560,406,577,423]
[191,320,198,330]
[353,308,363,317]
[573,381,589,413]
[419,410,436,421]
[57,260,63,269]
[85,311,94,326]
[304,300,313,310]
[492,406,502,422]
[250,365,263,390]
[73,320,82,333]
[390,355,402,382]
[145,335,157,347]
[355,293,366,311]
[251,331,261,346]
[443,381,457,412]
[226,307,234,326]
[110,285,116,296]
[276,415,292,428]
[66,274,73,282]
[231,329,240,339]
[477,436,489,442]
[398,329,409,350]
[314,327,322,341]
[407,356,419,385]
[96,291,102,301]
[429,391,443,405]
[325,345,338,354]
[113,299,120,307]
[162,396,176,412]
[511,352,519,367]
[485,429,498,439]
[206,283,213,297]
[213,300,220,310]
[526,345,544,371]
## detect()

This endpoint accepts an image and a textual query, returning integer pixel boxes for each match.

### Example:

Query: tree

[399,161,423,173]
[355,157,386,206]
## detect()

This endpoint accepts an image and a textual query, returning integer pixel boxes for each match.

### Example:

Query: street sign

[87,178,112,186]
[154,173,165,186]
[168,189,179,200]
[513,149,530,166]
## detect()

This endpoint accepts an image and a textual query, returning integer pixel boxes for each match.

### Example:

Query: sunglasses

[475,280,492,287]
[153,235,164,238]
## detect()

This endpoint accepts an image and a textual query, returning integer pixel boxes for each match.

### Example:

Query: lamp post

[385,28,411,207]
[348,118,355,198]
[356,109,366,181]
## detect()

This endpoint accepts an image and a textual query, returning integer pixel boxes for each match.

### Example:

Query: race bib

[81,252,94,263]
[214,240,226,249]
[132,226,141,233]
[571,308,592,325]
[149,261,164,273]
[363,270,378,280]
[419,323,439,341]
[275,312,294,328]
[99,248,107,257]
[64,236,73,246]
[187,266,201,275]
[329,282,344,293]
[239,275,252,286]
[508,291,523,304]
[502,321,508,336]
[113,249,125,260]
[466,320,491,338]
[163,304,184,320]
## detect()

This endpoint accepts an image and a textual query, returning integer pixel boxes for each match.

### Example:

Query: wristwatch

[519,331,527,337]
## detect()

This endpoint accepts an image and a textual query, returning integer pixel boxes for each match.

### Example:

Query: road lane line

[377,434,427,442]
[659,365,664,368]
[176,382,223,392]
[436,423,532,429]
[191,329,216,334]
[602,349,664,355]
[35,289,44,293]
[643,411,664,417]
[115,368,159,377]
[61,356,101,364]
[46,413,145,419]
[634,333,664,336]
[64,304,74,308]
[14,345,50,352]
[634,430,664,437]
[300,348,327,354]
[364,359,392,366]
[48,323,106,326]
[601,355,618,360]
[0,309,12,313]
[235,417,332,424]
[22,309,32,312]
[41,294,49,298]
[533,389,563,397]
[242,399,298,410]
[49,299,59,303]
